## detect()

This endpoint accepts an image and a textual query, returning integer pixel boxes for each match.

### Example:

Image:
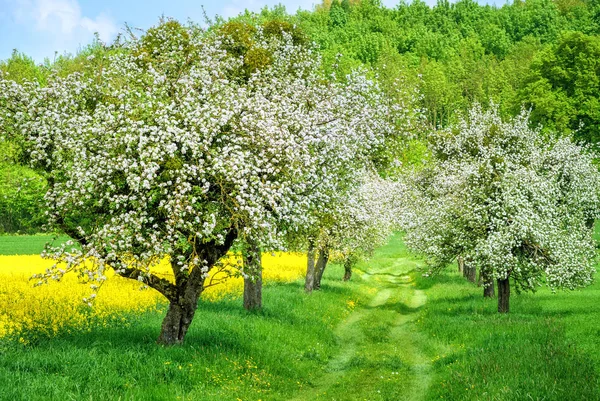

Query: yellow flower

[0,252,306,339]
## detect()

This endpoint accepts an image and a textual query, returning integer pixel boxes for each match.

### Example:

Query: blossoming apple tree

[305,171,404,290]
[300,69,418,293]
[329,172,404,283]
[401,106,600,313]
[0,20,393,344]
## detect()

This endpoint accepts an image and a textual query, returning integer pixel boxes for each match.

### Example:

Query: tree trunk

[314,247,329,290]
[343,258,352,281]
[482,270,495,298]
[457,256,464,273]
[157,294,201,345]
[304,239,316,293]
[156,228,238,345]
[465,263,476,283]
[497,278,510,313]
[243,240,262,311]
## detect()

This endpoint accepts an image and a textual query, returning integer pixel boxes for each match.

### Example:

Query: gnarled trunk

[314,247,329,290]
[305,239,316,293]
[457,256,464,274]
[243,240,262,310]
[157,292,201,345]
[343,257,352,281]
[155,228,237,345]
[497,277,510,313]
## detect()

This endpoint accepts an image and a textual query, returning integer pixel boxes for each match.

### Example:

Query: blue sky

[0,0,504,63]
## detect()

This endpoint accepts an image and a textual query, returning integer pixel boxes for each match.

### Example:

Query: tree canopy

[401,106,600,312]
[0,20,395,343]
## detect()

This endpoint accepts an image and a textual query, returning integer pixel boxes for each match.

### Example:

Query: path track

[291,241,432,401]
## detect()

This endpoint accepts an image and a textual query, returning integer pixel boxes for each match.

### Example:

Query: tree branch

[116,266,178,300]
[187,227,238,289]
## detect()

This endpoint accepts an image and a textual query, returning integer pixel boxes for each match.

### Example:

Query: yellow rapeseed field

[0,252,306,339]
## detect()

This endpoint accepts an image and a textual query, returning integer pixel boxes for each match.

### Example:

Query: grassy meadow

[0,235,71,255]
[0,234,598,400]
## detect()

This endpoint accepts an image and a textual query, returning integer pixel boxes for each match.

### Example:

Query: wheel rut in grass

[292,250,431,401]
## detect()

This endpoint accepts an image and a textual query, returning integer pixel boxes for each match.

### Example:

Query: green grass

[0,234,71,255]
[0,233,599,400]
[414,271,600,400]
[409,231,600,401]
[0,270,367,401]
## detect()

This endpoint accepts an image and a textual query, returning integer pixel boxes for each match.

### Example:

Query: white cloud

[35,0,80,33]
[80,13,118,42]
[13,0,117,42]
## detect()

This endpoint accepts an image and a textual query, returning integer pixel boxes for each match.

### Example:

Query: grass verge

[411,249,600,400]
[0,234,70,255]
[0,271,365,401]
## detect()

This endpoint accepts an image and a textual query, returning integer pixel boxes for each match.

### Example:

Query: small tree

[0,20,392,344]
[328,173,403,283]
[218,18,308,310]
[299,64,418,292]
[402,106,600,313]
[306,172,403,290]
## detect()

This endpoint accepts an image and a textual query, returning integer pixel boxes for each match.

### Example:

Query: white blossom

[401,105,600,293]
[0,20,394,297]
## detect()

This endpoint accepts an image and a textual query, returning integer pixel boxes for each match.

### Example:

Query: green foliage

[294,0,600,138]
[0,141,46,234]
[218,21,256,57]
[329,0,348,27]
[51,40,118,80]
[218,19,308,80]
[262,19,308,45]
[521,31,600,145]
[0,51,48,84]
[0,164,46,234]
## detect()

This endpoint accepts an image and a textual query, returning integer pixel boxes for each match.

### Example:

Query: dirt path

[291,247,432,401]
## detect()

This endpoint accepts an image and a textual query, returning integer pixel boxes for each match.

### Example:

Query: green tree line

[293,0,600,137]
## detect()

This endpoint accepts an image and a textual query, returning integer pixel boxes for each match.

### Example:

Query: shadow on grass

[16,312,260,357]
[412,271,467,290]
[313,283,357,295]
[19,320,162,351]
[13,277,351,353]
[362,271,415,280]
[365,301,425,314]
